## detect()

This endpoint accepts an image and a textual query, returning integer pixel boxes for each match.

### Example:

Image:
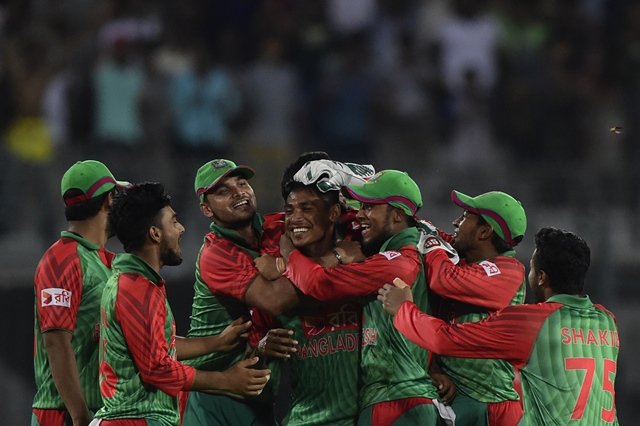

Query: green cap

[194,159,255,201]
[451,190,527,247]
[344,170,423,216]
[61,160,130,206]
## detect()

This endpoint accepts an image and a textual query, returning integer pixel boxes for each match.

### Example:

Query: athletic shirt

[395,294,619,425]
[426,248,526,402]
[285,227,439,409]
[184,213,282,372]
[96,253,195,426]
[274,300,361,426]
[33,231,114,412]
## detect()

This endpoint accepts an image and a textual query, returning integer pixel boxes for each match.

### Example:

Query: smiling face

[200,175,257,228]
[356,203,395,256]
[156,205,185,266]
[284,187,339,256]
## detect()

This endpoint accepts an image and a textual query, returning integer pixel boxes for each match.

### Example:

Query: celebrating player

[252,153,364,425]
[280,170,442,425]
[421,190,527,425]
[32,160,129,426]
[95,183,271,425]
[380,227,619,425]
[182,159,298,426]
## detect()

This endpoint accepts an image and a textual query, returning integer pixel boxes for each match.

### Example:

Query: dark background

[1,0,639,423]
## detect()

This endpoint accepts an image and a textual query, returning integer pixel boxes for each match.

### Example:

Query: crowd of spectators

[1,0,639,290]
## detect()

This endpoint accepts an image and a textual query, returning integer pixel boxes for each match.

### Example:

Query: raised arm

[426,250,525,310]
[284,246,421,301]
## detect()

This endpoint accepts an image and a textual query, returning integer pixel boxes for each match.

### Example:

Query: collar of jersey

[546,293,592,309]
[209,213,264,257]
[112,253,163,285]
[60,230,100,251]
[379,226,420,252]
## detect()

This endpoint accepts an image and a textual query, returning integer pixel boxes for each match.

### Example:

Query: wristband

[275,257,286,275]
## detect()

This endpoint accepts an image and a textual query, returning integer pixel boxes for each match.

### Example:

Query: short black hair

[533,227,591,294]
[64,190,110,221]
[109,182,172,252]
[281,151,331,201]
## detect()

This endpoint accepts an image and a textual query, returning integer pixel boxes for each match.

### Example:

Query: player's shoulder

[36,238,81,276]
[593,303,618,324]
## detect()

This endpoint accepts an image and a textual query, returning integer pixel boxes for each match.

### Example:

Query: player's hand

[377,278,413,315]
[255,254,282,280]
[334,240,365,264]
[257,328,298,359]
[215,317,251,352]
[279,234,295,259]
[417,230,459,263]
[223,357,271,396]
[430,370,457,405]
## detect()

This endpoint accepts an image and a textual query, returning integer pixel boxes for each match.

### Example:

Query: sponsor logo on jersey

[479,260,501,276]
[422,236,440,250]
[41,288,72,308]
[380,251,401,261]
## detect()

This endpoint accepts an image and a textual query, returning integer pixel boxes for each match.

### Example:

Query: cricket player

[421,190,528,425]
[182,159,299,426]
[32,160,129,426]
[380,227,619,425]
[95,182,271,426]
[252,155,364,425]
[280,170,441,425]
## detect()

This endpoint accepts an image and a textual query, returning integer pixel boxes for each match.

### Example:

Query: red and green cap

[344,170,423,216]
[194,159,255,201]
[61,160,130,206]
[451,190,527,247]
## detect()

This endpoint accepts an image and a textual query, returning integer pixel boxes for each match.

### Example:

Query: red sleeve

[35,240,83,332]
[393,301,561,369]
[426,250,525,310]
[115,274,195,396]
[199,234,259,300]
[284,246,421,301]
[437,228,455,244]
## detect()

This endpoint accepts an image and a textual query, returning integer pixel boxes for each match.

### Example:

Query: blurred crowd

[2,0,640,287]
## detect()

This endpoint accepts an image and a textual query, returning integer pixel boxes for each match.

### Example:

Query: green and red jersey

[96,254,195,426]
[184,213,283,372]
[394,294,619,425]
[425,247,525,402]
[284,227,440,409]
[33,231,114,412]
[252,300,362,426]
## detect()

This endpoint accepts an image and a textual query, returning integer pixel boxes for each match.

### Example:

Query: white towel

[293,159,375,192]
[433,399,457,426]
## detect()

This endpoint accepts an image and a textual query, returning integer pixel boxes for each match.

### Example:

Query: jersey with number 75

[393,293,619,425]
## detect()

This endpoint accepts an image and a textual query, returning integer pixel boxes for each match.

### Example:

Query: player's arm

[426,250,525,309]
[393,300,557,367]
[116,278,196,396]
[283,246,421,301]
[201,238,299,316]
[43,331,92,425]
[35,252,91,425]
[176,317,252,360]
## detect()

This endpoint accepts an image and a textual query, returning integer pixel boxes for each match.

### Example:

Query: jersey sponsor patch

[479,260,501,276]
[41,288,72,308]
[380,251,401,261]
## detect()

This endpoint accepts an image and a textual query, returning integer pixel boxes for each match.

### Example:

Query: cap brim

[343,185,385,205]
[199,165,255,198]
[451,190,476,210]
[115,180,132,189]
